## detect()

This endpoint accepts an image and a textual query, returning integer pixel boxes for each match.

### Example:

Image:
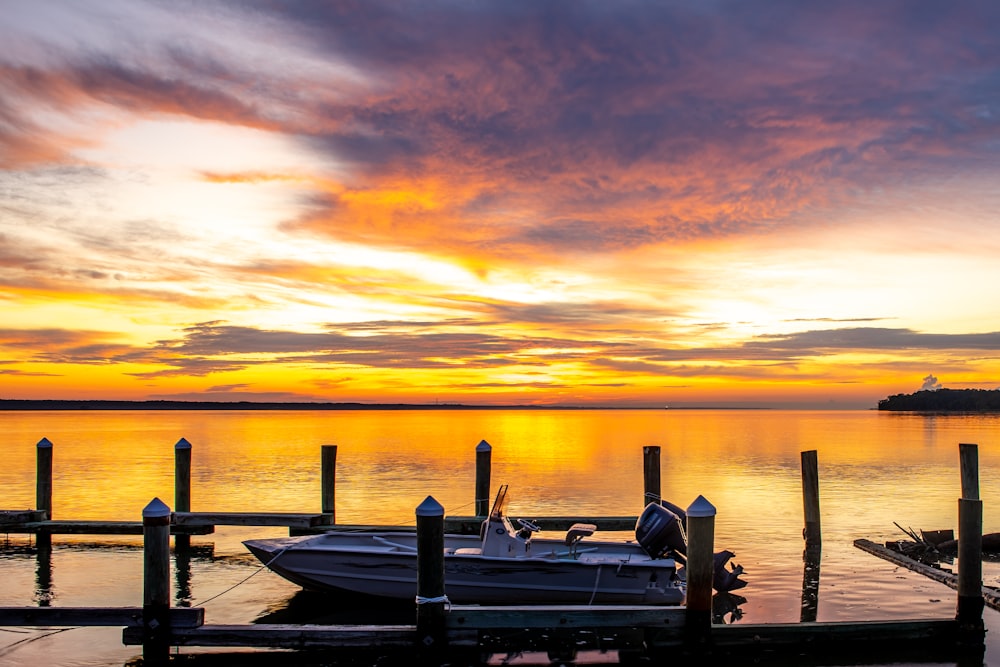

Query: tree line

[878,388,1000,412]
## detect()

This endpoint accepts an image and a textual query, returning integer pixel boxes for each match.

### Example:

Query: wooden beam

[171,512,332,528]
[9,521,213,535]
[123,624,422,648]
[446,604,684,629]
[0,606,203,628]
[711,619,957,645]
[854,538,1000,611]
[293,516,639,536]
[0,510,46,524]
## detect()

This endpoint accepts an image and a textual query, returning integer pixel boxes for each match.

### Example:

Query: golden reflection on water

[3,409,1000,623]
[2,409,999,531]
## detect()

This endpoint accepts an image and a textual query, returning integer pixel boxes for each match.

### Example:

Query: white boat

[244,486,690,606]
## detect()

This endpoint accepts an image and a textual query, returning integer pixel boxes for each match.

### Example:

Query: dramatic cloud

[920,374,943,392]
[2,2,1000,405]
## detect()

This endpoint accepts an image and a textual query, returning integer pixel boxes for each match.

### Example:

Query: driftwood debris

[855,539,1000,612]
[886,522,947,564]
[886,522,1000,562]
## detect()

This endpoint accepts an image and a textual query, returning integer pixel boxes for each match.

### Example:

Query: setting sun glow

[2,3,1000,408]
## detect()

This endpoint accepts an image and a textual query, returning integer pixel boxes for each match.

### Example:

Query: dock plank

[0,510,46,524]
[123,624,421,648]
[11,521,213,535]
[710,619,959,646]
[447,604,683,629]
[172,512,333,528]
[292,516,640,535]
[0,606,203,628]
[855,538,1000,612]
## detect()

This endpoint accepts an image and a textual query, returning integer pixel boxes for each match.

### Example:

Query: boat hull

[244,532,684,606]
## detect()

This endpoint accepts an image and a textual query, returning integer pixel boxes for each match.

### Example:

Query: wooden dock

[0,439,990,665]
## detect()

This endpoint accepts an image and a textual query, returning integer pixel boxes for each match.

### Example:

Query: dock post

[322,445,337,522]
[174,438,192,549]
[415,495,447,663]
[643,445,661,507]
[685,495,716,653]
[801,450,821,548]
[143,498,172,666]
[475,440,492,516]
[957,497,985,646]
[960,443,979,500]
[36,437,53,520]
[35,437,53,551]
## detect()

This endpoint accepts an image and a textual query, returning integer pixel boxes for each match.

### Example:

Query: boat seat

[565,523,596,546]
[454,547,482,556]
[564,523,596,558]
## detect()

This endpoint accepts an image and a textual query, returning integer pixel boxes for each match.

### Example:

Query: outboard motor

[635,502,687,560]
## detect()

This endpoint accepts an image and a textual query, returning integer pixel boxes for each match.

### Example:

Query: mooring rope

[415,594,451,611]
[193,543,294,607]
[0,627,76,659]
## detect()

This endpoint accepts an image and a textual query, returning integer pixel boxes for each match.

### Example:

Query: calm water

[2,408,1000,665]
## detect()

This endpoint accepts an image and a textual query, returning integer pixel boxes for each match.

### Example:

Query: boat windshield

[489,484,510,519]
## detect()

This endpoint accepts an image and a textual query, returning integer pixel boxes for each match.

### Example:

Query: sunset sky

[2,1,1000,408]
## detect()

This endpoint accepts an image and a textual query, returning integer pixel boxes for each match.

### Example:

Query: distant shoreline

[878,388,1000,412]
[0,399,771,411]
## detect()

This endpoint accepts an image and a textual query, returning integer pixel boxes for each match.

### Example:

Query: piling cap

[686,495,716,518]
[416,495,445,517]
[143,497,171,518]
[476,440,492,452]
[175,437,192,449]
[37,437,53,448]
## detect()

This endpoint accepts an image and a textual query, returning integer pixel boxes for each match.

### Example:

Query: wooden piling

[322,445,337,521]
[956,497,984,627]
[475,440,492,516]
[175,438,192,549]
[801,450,821,548]
[415,495,447,663]
[643,445,661,506]
[175,438,192,513]
[959,443,979,500]
[685,495,716,650]
[36,438,53,520]
[143,498,172,666]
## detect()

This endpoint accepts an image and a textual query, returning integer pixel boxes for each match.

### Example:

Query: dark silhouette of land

[878,388,1000,412]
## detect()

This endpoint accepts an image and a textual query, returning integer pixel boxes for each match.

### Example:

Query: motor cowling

[635,502,687,560]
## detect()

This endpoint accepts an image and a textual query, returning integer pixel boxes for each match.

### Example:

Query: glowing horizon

[3,2,1000,409]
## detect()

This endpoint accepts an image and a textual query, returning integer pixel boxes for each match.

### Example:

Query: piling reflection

[173,543,216,607]
[33,537,53,606]
[174,546,192,607]
[801,545,821,622]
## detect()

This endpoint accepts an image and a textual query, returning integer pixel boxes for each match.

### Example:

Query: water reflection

[2,410,999,666]
[254,589,412,625]
[175,546,192,607]
[33,538,53,606]
[800,545,821,622]
[712,592,746,624]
